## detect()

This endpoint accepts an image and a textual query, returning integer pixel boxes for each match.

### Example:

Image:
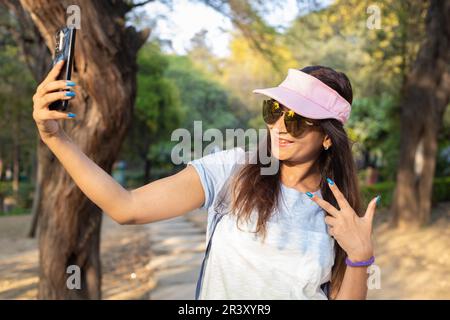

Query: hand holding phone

[49,26,76,111]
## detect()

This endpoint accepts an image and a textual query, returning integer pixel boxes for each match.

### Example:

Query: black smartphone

[48,26,76,111]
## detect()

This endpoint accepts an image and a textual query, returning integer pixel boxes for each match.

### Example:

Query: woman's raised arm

[33,60,205,225]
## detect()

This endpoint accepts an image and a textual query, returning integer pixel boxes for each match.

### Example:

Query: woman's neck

[280,159,321,193]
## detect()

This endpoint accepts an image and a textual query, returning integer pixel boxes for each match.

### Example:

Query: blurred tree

[392,0,450,227]
[166,55,246,134]
[1,0,51,81]
[284,0,428,180]
[120,42,183,183]
[219,33,297,127]
[0,43,36,199]
[435,107,450,177]
[10,0,150,299]
[1,0,51,236]
[200,0,288,74]
[187,29,224,77]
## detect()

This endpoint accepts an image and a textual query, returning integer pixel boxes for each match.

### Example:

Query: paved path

[146,209,207,300]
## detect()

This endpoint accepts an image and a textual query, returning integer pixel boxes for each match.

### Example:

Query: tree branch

[199,0,284,73]
[130,0,155,8]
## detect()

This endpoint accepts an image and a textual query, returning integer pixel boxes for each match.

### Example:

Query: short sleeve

[187,147,245,209]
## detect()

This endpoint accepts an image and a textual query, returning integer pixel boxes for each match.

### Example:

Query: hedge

[360,176,450,208]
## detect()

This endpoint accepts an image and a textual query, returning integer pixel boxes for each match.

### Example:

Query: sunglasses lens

[262,100,316,136]
[262,100,282,124]
[284,111,305,137]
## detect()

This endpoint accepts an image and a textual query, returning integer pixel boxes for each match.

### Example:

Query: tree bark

[28,138,43,238]
[12,139,19,196]
[392,0,450,228]
[11,106,21,197]
[19,0,149,299]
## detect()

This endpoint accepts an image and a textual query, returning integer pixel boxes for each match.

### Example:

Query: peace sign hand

[307,178,380,263]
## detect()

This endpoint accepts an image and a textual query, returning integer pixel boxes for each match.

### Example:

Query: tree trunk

[12,142,19,195]
[392,0,450,228]
[12,114,20,197]
[19,0,149,299]
[28,136,43,238]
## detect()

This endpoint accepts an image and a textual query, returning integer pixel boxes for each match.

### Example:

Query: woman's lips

[273,136,294,147]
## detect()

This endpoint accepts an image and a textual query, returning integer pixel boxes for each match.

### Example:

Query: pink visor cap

[253,68,351,124]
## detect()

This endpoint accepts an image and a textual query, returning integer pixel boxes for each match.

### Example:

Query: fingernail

[68,113,76,118]
[375,195,381,205]
[66,81,76,86]
[326,177,334,185]
[306,191,314,198]
[65,91,75,97]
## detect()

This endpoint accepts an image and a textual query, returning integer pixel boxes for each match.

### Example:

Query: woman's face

[267,104,330,163]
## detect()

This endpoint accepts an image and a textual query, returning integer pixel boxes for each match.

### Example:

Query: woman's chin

[271,143,296,160]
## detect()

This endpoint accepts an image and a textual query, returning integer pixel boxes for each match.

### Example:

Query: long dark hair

[228,65,362,296]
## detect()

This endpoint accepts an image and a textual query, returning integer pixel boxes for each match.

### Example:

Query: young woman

[32,62,379,300]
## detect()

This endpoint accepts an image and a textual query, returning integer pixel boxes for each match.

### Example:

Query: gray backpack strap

[321,281,330,299]
[195,161,243,300]
[195,211,226,299]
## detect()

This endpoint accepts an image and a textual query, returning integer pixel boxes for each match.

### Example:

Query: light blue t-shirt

[188,147,335,299]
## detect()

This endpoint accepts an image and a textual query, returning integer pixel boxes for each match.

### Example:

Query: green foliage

[0,181,34,216]
[136,42,184,138]
[435,106,450,177]
[360,181,394,208]
[349,94,401,180]
[148,140,183,177]
[16,181,34,208]
[281,1,429,184]
[360,177,450,208]
[121,42,248,181]
[0,206,29,217]
[120,41,184,180]
[165,55,243,131]
[123,169,146,190]
[432,177,450,204]
[0,12,37,184]
[0,181,12,196]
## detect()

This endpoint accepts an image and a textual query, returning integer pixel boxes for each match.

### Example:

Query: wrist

[345,255,375,267]
[347,247,374,263]
[41,130,66,144]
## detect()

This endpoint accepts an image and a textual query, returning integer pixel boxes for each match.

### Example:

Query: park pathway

[146,209,208,300]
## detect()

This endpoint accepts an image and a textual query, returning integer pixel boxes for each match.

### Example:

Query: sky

[144,0,302,57]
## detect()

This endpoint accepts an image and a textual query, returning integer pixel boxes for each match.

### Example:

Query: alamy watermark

[66,5,81,29]
[170,121,281,175]
[66,264,81,290]
[367,4,382,30]
[367,264,382,290]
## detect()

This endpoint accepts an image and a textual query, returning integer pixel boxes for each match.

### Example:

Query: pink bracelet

[345,256,375,267]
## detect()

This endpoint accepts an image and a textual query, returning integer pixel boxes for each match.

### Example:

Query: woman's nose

[272,113,287,133]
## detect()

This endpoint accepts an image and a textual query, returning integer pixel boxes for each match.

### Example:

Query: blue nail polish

[66,81,76,86]
[306,191,313,198]
[67,113,76,118]
[376,195,381,205]
[65,91,75,97]
[326,177,334,185]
